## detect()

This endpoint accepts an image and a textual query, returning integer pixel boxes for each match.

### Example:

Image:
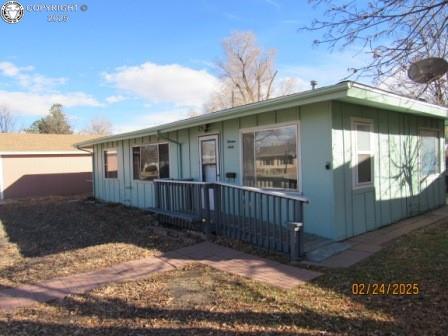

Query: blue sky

[0,0,370,133]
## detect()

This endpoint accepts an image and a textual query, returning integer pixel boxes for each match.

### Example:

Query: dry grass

[0,196,200,288]
[1,213,447,335]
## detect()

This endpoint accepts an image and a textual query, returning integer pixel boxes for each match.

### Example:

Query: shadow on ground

[0,197,196,258]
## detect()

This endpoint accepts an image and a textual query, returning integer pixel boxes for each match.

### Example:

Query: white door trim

[198,134,220,182]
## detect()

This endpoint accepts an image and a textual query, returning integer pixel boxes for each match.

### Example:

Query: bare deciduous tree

[380,21,448,105]
[0,106,16,133]
[83,117,113,136]
[206,31,296,112]
[302,0,448,105]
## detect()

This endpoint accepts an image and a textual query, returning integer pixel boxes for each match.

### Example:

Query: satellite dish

[408,57,448,84]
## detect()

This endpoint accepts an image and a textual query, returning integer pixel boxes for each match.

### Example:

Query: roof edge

[76,82,350,147]
[345,82,448,118]
[76,81,448,148]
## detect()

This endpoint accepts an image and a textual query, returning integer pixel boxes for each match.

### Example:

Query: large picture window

[242,124,298,190]
[352,119,374,188]
[104,149,118,179]
[420,129,439,176]
[133,143,169,181]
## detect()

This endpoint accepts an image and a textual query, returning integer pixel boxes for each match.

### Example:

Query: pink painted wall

[1,154,92,199]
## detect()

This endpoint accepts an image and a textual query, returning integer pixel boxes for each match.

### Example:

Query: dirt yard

[0,197,447,335]
[0,196,200,289]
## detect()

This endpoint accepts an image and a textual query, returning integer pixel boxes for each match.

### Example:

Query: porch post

[289,222,304,262]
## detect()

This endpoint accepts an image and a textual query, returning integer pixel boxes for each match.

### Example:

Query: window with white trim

[352,120,374,187]
[242,124,298,190]
[104,149,118,179]
[132,143,169,181]
[420,129,439,176]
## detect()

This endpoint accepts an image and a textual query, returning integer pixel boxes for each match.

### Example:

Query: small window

[104,149,118,179]
[420,129,439,176]
[352,120,374,188]
[133,143,170,181]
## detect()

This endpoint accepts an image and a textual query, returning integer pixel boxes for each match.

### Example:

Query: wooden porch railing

[150,179,309,261]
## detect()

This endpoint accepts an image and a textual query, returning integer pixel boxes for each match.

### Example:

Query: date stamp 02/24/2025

[352,283,420,296]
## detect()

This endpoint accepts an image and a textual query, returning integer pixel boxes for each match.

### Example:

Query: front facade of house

[78,82,447,240]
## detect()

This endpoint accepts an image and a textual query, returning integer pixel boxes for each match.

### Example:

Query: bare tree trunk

[265,70,278,100]
[0,106,16,133]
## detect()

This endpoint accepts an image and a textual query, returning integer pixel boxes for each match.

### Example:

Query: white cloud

[0,62,23,76]
[113,108,192,134]
[0,90,102,116]
[105,95,127,104]
[0,61,66,92]
[280,49,373,89]
[0,61,101,117]
[103,62,220,109]
[17,74,66,92]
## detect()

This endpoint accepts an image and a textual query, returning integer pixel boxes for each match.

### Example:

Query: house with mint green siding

[76,81,447,256]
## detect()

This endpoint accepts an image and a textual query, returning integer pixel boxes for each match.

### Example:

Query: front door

[199,135,219,211]
[199,134,220,182]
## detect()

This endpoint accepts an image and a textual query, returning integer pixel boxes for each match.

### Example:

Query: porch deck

[148,179,309,261]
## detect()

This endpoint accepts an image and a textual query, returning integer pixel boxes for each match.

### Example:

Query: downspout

[157,130,183,179]
[76,145,95,198]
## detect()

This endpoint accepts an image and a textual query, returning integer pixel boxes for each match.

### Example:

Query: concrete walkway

[306,205,448,268]
[0,242,321,311]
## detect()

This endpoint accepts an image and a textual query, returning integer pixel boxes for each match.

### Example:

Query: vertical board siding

[90,101,444,241]
[331,107,348,238]
[178,129,191,178]
[91,106,312,211]
[332,101,445,240]
[300,102,334,238]
[378,111,392,226]
[222,119,240,184]
[94,140,122,204]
